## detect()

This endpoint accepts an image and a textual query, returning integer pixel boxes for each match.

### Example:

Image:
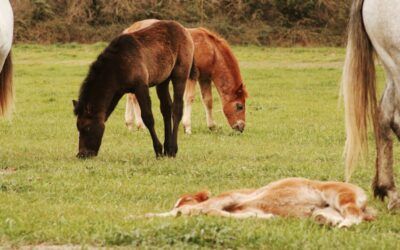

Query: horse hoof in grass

[76,151,97,159]
[183,126,192,135]
[164,145,177,158]
[208,124,217,131]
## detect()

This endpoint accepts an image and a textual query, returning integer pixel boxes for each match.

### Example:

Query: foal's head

[174,191,211,208]
[73,100,105,158]
[223,84,248,132]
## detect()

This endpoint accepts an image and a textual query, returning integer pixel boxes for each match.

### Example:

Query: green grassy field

[1,44,399,249]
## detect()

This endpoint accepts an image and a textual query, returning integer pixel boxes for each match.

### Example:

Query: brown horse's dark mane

[74,35,138,116]
[197,28,246,97]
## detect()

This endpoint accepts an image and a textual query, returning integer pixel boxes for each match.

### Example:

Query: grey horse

[342,0,400,210]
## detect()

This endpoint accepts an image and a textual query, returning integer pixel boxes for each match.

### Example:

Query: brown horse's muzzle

[232,120,245,133]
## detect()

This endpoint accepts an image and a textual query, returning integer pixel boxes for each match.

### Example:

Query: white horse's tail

[342,0,378,181]
[0,50,13,117]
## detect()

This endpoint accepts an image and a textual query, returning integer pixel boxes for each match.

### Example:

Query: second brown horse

[73,21,195,158]
[124,19,248,134]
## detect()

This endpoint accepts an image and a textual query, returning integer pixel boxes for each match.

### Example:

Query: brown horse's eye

[236,103,244,111]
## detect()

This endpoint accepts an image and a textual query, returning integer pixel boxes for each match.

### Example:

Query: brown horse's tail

[189,58,199,81]
[342,0,378,181]
[0,50,13,117]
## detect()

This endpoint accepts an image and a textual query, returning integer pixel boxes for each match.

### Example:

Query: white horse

[0,0,14,117]
[343,0,400,210]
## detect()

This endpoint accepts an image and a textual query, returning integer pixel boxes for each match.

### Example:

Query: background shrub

[10,0,351,45]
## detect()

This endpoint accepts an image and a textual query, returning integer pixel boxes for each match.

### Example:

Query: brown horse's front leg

[168,76,186,157]
[135,84,163,157]
[156,80,173,155]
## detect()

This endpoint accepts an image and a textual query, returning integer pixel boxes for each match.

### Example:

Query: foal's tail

[342,0,378,181]
[0,51,13,117]
[189,58,199,81]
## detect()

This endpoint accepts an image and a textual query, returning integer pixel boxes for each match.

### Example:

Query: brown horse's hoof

[154,142,163,158]
[76,151,97,159]
[164,145,177,157]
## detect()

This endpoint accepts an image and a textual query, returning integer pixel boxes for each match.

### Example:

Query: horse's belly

[363,0,400,75]
[146,51,176,85]
[256,186,325,217]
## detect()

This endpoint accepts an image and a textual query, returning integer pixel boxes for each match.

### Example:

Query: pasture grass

[1,44,399,249]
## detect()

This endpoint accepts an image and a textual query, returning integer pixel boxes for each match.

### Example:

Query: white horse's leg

[202,208,274,219]
[199,79,217,130]
[125,94,135,130]
[182,79,196,134]
[125,94,145,130]
[145,209,179,218]
[156,204,274,220]
[363,0,400,209]
[373,79,399,209]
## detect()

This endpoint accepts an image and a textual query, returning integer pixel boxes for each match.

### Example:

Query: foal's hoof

[313,214,329,225]
[137,122,146,130]
[183,126,192,135]
[125,122,134,131]
[208,124,217,131]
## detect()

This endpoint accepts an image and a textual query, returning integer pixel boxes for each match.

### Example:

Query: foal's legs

[312,207,344,226]
[125,94,145,130]
[182,79,197,134]
[199,79,217,130]
[156,80,173,156]
[135,84,163,157]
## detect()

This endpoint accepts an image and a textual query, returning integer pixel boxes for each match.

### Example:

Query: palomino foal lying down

[146,178,375,228]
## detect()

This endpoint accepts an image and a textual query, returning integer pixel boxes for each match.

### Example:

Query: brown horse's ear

[194,190,211,202]
[242,85,249,99]
[72,100,78,108]
[237,84,249,99]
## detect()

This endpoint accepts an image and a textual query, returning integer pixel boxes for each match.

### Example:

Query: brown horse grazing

[124,19,248,134]
[73,21,195,158]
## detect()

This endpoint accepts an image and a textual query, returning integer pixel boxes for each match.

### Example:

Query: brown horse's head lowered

[73,21,195,158]
[73,100,105,158]
[190,28,249,132]
[174,191,211,208]
[222,83,248,132]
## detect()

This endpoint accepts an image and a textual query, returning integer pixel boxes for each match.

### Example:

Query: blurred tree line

[10,0,351,46]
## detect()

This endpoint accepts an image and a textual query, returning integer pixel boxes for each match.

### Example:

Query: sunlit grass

[0,45,398,249]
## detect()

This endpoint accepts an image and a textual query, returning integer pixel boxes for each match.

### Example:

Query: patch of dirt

[19,245,106,250]
[0,168,16,175]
